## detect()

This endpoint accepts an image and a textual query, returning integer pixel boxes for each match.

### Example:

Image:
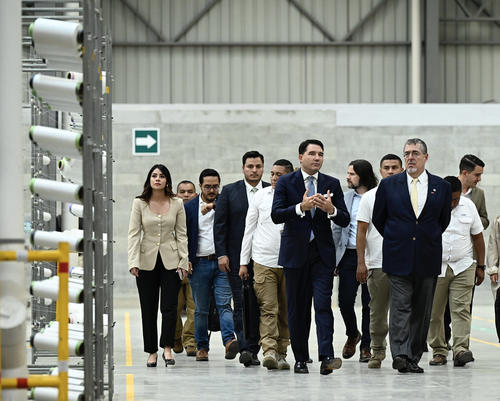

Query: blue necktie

[307,176,315,241]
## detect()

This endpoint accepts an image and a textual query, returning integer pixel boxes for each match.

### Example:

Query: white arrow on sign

[135,135,156,149]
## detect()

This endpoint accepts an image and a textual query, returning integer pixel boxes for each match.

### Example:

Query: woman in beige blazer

[128,164,189,367]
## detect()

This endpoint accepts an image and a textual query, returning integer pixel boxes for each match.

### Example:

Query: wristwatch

[476,264,486,271]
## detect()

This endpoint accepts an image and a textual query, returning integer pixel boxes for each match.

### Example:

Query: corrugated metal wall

[108,0,500,103]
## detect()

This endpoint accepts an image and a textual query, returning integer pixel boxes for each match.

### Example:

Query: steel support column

[425,0,440,102]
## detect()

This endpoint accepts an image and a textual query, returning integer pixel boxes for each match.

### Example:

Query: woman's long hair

[136,164,175,202]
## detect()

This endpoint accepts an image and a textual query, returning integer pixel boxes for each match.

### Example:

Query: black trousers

[136,253,182,353]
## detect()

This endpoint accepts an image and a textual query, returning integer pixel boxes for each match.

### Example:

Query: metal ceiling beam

[287,0,335,41]
[113,40,411,47]
[173,0,221,42]
[454,0,471,17]
[469,0,500,29]
[119,0,166,42]
[342,0,389,41]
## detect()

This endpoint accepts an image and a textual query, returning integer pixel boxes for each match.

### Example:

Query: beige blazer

[128,197,188,271]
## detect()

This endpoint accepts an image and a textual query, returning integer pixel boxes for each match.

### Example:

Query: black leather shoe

[454,350,474,367]
[239,350,253,367]
[320,357,342,375]
[294,361,309,374]
[392,355,408,373]
[251,353,260,366]
[407,361,424,373]
[306,358,313,364]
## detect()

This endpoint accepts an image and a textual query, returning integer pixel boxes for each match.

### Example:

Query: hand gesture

[201,203,215,215]
[312,190,335,214]
[218,255,231,273]
[300,189,316,211]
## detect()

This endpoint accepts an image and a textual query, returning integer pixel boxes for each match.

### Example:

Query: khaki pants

[428,264,475,358]
[253,262,290,356]
[366,269,390,353]
[174,277,196,348]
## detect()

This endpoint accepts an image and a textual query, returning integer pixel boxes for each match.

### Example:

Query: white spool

[30,387,83,401]
[69,265,84,277]
[58,152,106,183]
[30,74,82,113]
[42,212,52,222]
[31,332,84,356]
[50,368,84,380]
[30,126,82,158]
[30,178,83,204]
[30,277,84,303]
[42,155,51,166]
[30,230,83,252]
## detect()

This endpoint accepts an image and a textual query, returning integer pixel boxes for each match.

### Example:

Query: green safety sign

[133,128,160,155]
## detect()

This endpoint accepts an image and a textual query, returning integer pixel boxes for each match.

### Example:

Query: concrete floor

[113,283,500,401]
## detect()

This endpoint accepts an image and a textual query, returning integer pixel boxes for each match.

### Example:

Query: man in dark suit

[373,138,451,374]
[271,139,350,375]
[214,151,270,367]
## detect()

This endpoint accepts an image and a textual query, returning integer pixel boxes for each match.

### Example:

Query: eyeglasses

[403,150,422,158]
[202,185,219,191]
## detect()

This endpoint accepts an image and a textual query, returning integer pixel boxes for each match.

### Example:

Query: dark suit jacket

[184,195,203,264]
[372,171,451,277]
[214,180,270,271]
[270,170,350,269]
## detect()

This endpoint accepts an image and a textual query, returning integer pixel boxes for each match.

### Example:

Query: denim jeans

[189,258,235,351]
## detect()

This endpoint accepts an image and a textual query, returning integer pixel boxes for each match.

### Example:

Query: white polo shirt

[441,196,483,277]
[356,186,383,269]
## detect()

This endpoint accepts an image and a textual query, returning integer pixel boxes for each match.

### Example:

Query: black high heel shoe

[147,354,157,367]
[162,352,175,366]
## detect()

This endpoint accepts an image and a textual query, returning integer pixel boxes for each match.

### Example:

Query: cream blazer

[128,197,188,271]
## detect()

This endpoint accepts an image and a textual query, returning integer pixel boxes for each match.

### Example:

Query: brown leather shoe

[359,348,372,363]
[342,331,361,359]
[185,346,197,357]
[429,354,447,366]
[224,338,239,360]
[196,349,208,361]
[173,339,183,354]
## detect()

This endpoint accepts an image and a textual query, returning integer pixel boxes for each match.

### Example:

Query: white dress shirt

[295,169,337,217]
[240,186,283,268]
[440,196,483,277]
[406,170,428,218]
[356,187,383,269]
[196,196,215,256]
[244,180,263,205]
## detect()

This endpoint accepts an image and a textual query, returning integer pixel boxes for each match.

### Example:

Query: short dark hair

[404,138,428,154]
[242,151,264,166]
[273,159,294,173]
[176,180,195,192]
[299,139,324,155]
[459,154,485,174]
[137,164,174,201]
[380,153,403,167]
[444,175,462,193]
[349,159,378,190]
[199,168,220,185]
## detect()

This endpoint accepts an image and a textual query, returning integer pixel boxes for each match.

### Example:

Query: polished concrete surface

[113,283,500,401]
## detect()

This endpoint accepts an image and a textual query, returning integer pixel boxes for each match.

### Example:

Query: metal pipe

[411,0,421,103]
[0,0,27,400]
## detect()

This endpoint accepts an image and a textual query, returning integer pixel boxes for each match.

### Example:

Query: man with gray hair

[373,138,451,374]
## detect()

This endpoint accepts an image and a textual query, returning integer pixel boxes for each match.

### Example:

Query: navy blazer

[214,180,271,271]
[372,171,451,277]
[271,170,350,269]
[184,195,203,264]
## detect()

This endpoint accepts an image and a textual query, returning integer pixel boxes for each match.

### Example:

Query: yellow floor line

[470,337,500,348]
[126,374,134,401]
[125,312,133,367]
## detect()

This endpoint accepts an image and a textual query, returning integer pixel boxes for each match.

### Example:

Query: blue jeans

[189,258,235,351]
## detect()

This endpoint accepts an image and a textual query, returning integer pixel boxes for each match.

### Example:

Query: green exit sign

[133,128,160,155]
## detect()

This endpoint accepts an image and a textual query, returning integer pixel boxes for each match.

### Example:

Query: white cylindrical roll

[30,230,84,252]
[50,367,84,380]
[67,71,83,81]
[69,265,84,278]
[42,155,51,166]
[30,277,84,303]
[30,74,82,113]
[30,388,83,401]
[47,321,84,332]
[42,328,83,341]
[30,18,82,57]
[38,266,53,278]
[30,126,82,158]
[58,157,81,184]
[30,178,83,204]
[43,212,52,222]
[68,204,83,218]
[31,332,84,356]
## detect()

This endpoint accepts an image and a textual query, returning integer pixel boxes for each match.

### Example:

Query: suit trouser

[366,269,390,353]
[284,240,335,362]
[227,262,260,354]
[338,249,371,349]
[428,264,475,358]
[174,278,196,348]
[388,273,437,362]
[253,262,290,356]
[136,253,182,353]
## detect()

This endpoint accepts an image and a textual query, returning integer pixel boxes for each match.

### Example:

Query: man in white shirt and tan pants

[240,159,294,370]
[428,176,485,367]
